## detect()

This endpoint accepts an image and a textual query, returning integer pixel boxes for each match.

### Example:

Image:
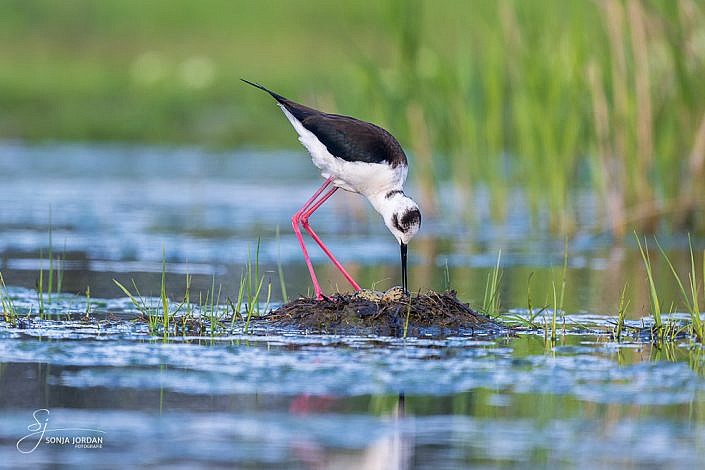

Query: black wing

[242,79,407,167]
[300,113,407,167]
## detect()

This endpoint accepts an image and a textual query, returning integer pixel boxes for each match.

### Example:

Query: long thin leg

[300,188,361,291]
[292,177,334,300]
[299,176,334,214]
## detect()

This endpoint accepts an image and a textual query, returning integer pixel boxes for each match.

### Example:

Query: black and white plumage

[242,79,421,294]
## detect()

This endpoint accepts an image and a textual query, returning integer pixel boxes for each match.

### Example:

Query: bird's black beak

[400,243,408,293]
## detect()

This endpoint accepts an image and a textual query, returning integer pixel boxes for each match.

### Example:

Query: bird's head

[381,193,420,293]
[370,190,421,293]
[378,192,421,245]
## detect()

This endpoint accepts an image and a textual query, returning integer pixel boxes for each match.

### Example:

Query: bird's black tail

[240,78,288,104]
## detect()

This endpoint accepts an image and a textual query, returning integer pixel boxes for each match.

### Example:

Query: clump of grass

[633,232,705,342]
[180,271,193,332]
[37,250,45,317]
[201,275,225,337]
[113,277,161,334]
[550,282,559,342]
[113,251,175,337]
[159,250,170,338]
[229,274,247,328]
[242,239,271,334]
[482,249,502,317]
[656,235,704,343]
[614,282,631,341]
[492,270,545,329]
[550,240,569,341]
[0,272,18,325]
[635,232,663,339]
[523,272,545,327]
[84,286,91,319]
[35,224,66,318]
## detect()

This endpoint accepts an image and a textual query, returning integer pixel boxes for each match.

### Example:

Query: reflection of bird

[289,392,412,470]
[242,79,421,299]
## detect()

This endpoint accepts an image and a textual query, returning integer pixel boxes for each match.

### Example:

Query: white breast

[279,105,407,196]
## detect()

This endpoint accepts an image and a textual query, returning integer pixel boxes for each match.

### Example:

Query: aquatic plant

[35,224,66,317]
[242,239,271,334]
[229,274,247,327]
[84,286,91,318]
[37,251,45,317]
[635,233,663,338]
[550,282,559,343]
[201,276,225,337]
[656,235,704,343]
[113,278,160,334]
[614,283,630,342]
[523,272,545,328]
[482,249,502,317]
[180,272,193,332]
[490,268,550,330]
[159,252,170,337]
[550,241,569,341]
[0,272,18,325]
[113,251,195,338]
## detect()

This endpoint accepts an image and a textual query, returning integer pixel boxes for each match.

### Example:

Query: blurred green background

[2,0,704,234]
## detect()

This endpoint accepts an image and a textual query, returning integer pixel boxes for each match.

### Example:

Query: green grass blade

[635,232,662,335]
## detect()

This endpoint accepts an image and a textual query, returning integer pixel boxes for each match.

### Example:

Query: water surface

[1,142,704,468]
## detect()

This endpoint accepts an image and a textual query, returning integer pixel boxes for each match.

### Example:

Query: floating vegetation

[266,289,502,336]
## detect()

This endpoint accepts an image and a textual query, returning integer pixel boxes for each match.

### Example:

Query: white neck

[367,190,403,220]
[367,190,420,244]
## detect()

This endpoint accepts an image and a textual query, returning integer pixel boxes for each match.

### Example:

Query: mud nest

[264,288,503,336]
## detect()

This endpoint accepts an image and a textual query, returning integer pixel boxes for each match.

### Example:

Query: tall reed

[363,0,705,235]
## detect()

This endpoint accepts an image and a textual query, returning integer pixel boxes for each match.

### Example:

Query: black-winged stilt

[242,79,421,300]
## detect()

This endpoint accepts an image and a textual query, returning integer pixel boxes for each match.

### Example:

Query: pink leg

[292,178,334,300]
[300,188,361,291]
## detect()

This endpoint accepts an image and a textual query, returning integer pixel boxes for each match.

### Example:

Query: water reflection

[1,327,705,467]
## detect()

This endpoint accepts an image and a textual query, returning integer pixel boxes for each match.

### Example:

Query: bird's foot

[314,291,333,302]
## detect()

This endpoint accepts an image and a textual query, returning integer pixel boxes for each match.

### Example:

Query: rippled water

[1,290,704,468]
[1,142,705,468]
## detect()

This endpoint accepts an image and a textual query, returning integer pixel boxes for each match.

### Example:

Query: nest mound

[264,289,503,337]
